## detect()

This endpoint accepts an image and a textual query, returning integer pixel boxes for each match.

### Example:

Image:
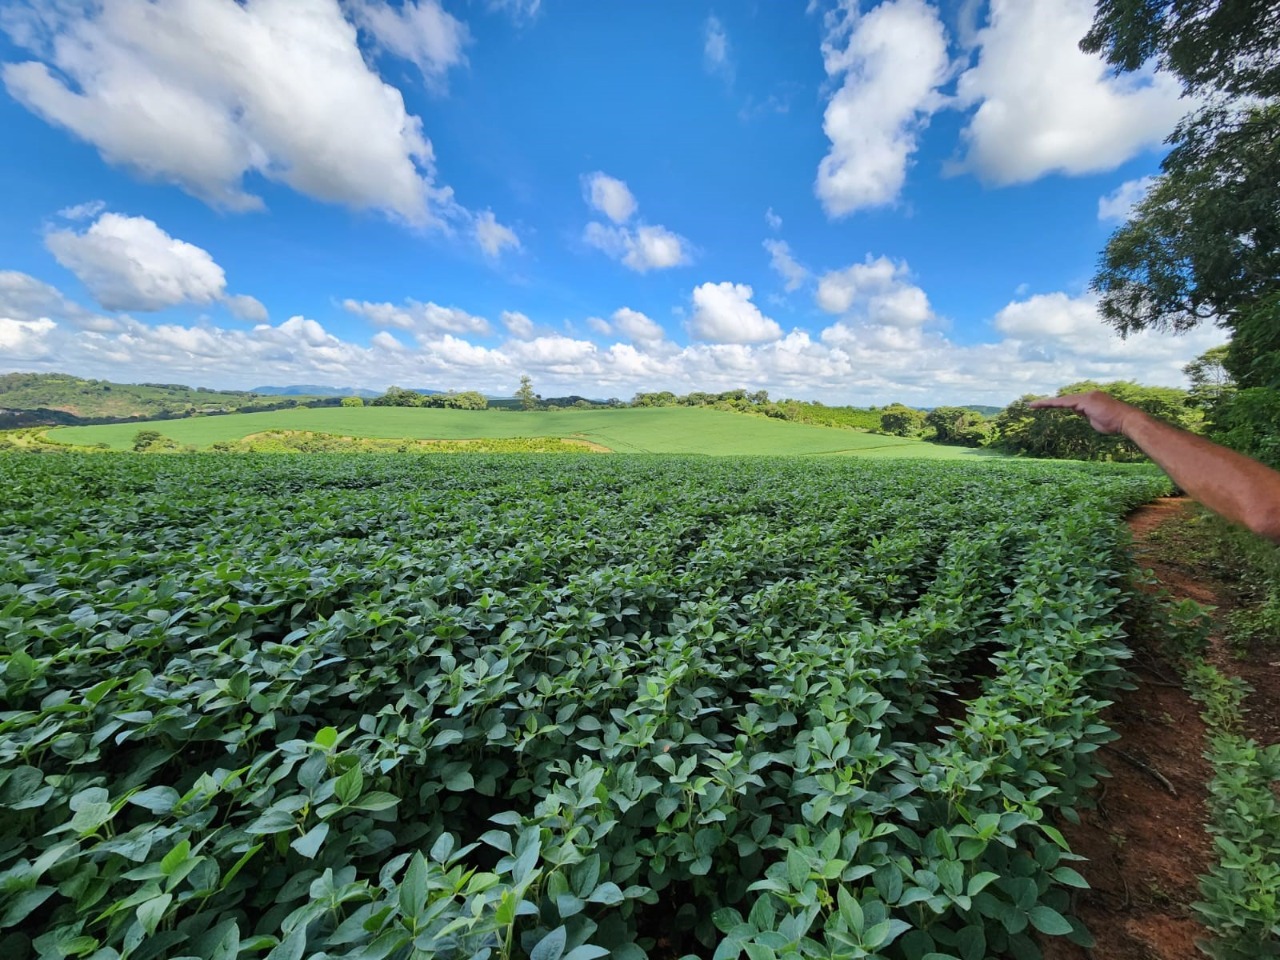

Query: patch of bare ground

[1044,496,1277,960]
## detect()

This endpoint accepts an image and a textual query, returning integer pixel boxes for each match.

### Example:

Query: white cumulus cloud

[1098,176,1157,222]
[688,282,782,344]
[815,0,950,217]
[45,213,228,312]
[2,0,447,223]
[227,294,269,323]
[625,225,688,272]
[502,310,534,339]
[763,239,810,292]
[0,270,117,330]
[0,316,57,360]
[474,210,520,257]
[580,171,691,273]
[583,172,638,225]
[583,222,690,273]
[57,200,106,221]
[611,307,664,343]
[990,290,1225,383]
[348,0,468,89]
[816,256,934,328]
[343,297,490,338]
[2,274,1229,407]
[955,0,1186,184]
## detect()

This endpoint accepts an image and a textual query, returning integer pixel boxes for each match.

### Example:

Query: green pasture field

[0,452,1168,960]
[47,406,994,458]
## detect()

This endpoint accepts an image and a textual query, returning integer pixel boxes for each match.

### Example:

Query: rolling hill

[0,372,336,425]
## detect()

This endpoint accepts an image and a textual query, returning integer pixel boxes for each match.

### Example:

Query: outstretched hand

[1029,391,1138,436]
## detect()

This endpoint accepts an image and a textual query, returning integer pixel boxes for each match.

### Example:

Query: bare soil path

[1044,496,1280,960]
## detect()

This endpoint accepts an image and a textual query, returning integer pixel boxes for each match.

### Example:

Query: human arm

[1029,391,1280,542]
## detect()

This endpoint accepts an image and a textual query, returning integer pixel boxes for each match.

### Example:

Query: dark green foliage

[371,388,489,410]
[879,406,926,438]
[370,386,427,407]
[1211,388,1280,469]
[440,391,488,411]
[1224,294,1280,391]
[131,430,177,453]
[1091,103,1280,336]
[995,381,1198,461]
[923,408,989,447]
[0,454,1170,959]
[1082,1,1280,100]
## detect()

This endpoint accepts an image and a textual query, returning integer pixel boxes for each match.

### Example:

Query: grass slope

[49,407,994,458]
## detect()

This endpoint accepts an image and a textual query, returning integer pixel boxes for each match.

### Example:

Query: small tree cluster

[878,404,926,437]
[994,381,1200,462]
[370,387,488,410]
[924,407,991,446]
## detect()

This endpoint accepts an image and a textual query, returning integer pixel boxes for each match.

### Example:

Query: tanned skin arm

[1030,392,1280,543]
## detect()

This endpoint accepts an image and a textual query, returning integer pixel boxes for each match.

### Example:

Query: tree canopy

[1084,1,1280,344]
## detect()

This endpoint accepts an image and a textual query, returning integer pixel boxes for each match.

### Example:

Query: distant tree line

[233,364,1248,463]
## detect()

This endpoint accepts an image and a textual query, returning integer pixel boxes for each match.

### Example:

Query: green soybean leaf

[264,924,307,960]
[351,791,400,812]
[530,926,567,960]
[586,882,624,905]
[334,766,363,805]
[400,852,428,917]
[314,727,339,750]
[290,822,329,860]
[129,786,180,815]
[430,833,455,864]
[561,946,610,960]
[160,840,191,876]
[1051,866,1089,889]
[1028,905,1073,936]
[136,893,172,936]
[0,886,54,928]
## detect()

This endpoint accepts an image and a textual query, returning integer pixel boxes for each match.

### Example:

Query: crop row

[0,454,1170,960]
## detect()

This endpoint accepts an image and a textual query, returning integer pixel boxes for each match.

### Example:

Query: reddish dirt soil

[1043,496,1280,960]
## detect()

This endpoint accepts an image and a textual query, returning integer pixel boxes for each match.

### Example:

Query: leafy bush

[1186,661,1280,958]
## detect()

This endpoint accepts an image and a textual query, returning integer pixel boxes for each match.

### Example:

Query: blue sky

[0,0,1226,405]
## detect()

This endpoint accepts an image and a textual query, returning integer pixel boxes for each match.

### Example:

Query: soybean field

[46,407,989,458]
[0,454,1170,960]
